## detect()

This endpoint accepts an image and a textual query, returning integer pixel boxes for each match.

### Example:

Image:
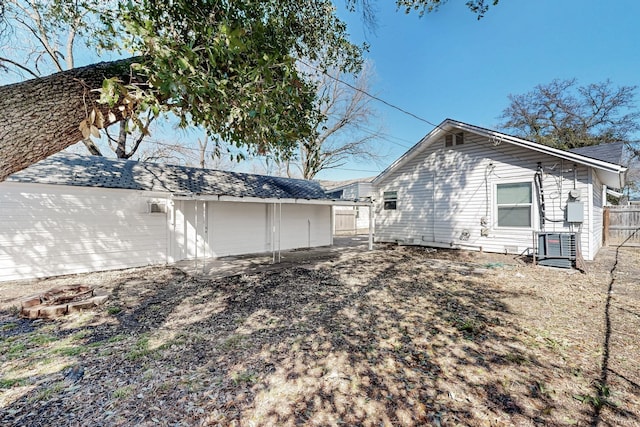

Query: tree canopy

[0,0,499,181]
[499,78,640,150]
[0,0,364,180]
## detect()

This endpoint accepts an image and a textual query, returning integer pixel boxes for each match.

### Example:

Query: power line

[322,112,415,148]
[300,59,443,130]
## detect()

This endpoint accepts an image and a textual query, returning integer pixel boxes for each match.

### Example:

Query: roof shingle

[568,141,627,166]
[7,153,329,200]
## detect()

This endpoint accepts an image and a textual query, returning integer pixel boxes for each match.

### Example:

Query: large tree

[499,78,640,150]
[0,0,497,182]
[0,0,158,159]
[0,0,364,181]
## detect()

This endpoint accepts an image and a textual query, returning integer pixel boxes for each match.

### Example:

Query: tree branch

[0,56,39,78]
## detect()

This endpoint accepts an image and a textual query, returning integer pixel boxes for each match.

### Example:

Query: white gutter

[606,188,624,198]
[170,193,371,206]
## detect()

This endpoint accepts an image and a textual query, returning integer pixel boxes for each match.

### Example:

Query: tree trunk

[0,58,138,181]
[81,138,103,156]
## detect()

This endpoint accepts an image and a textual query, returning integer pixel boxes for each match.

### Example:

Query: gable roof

[7,153,329,200]
[374,119,628,189]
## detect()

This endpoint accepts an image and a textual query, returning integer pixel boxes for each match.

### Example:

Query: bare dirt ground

[1,242,639,426]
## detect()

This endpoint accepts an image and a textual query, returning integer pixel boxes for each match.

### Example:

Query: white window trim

[494,180,535,229]
[383,190,398,210]
[444,132,464,148]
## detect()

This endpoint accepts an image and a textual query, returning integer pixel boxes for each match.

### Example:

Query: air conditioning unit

[536,232,577,269]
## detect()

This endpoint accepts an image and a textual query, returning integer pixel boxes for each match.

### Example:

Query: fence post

[603,207,610,247]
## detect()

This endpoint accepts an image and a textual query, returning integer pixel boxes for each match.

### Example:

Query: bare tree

[0,0,84,77]
[0,0,154,160]
[131,129,238,171]
[282,62,382,179]
[103,113,156,159]
[499,78,640,150]
[197,133,209,169]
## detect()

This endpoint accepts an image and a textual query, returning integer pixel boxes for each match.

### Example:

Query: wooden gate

[604,206,640,246]
[334,209,357,235]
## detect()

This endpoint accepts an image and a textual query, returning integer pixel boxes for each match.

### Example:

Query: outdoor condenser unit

[536,232,577,269]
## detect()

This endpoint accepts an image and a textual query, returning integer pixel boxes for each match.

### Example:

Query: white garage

[0,153,336,282]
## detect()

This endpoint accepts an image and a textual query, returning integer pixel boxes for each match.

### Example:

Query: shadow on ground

[1,244,639,426]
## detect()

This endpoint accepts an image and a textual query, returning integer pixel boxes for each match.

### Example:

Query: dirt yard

[1,243,639,426]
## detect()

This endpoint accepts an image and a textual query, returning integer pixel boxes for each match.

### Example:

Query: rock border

[20,285,109,319]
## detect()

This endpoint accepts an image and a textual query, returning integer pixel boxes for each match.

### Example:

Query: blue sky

[314,0,640,181]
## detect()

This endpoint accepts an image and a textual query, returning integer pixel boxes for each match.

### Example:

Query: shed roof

[318,177,375,192]
[7,153,330,200]
[568,141,627,166]
[374,119,628,189]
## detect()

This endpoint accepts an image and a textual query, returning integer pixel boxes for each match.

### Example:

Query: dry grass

[1,245,639,426]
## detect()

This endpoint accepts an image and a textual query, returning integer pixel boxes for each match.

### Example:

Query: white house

[373,119,627,262]
[0,153,345,282]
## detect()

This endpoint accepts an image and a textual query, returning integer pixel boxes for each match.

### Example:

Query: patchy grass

[0,247,639,426]
[0,378,25,389]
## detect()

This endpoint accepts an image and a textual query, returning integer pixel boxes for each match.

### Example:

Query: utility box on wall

[566,202,584,223]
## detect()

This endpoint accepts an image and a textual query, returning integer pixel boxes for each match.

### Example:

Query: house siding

[1,184,333,282]
[0,182,168,281]
[375,131,597,259]
[591,171,604,257]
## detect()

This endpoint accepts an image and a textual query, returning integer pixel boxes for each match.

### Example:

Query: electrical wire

[299,59,442,129]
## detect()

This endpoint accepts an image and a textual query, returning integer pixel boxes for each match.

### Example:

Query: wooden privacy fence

[334,209,357,235]
[604,206,640,246]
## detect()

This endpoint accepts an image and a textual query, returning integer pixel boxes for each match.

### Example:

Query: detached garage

[0,153,335,282]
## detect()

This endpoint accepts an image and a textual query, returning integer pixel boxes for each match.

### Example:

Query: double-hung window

[383,191,398,210]
[496,182,532,227]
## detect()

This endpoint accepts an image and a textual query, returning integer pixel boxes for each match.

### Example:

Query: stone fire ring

[20,285,109,319]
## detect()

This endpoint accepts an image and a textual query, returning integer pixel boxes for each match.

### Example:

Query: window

[445,132,464,147]
[496,182,532,227]
[383,191,397,210]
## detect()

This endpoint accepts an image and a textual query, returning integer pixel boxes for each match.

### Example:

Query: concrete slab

[173,235,374,278]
